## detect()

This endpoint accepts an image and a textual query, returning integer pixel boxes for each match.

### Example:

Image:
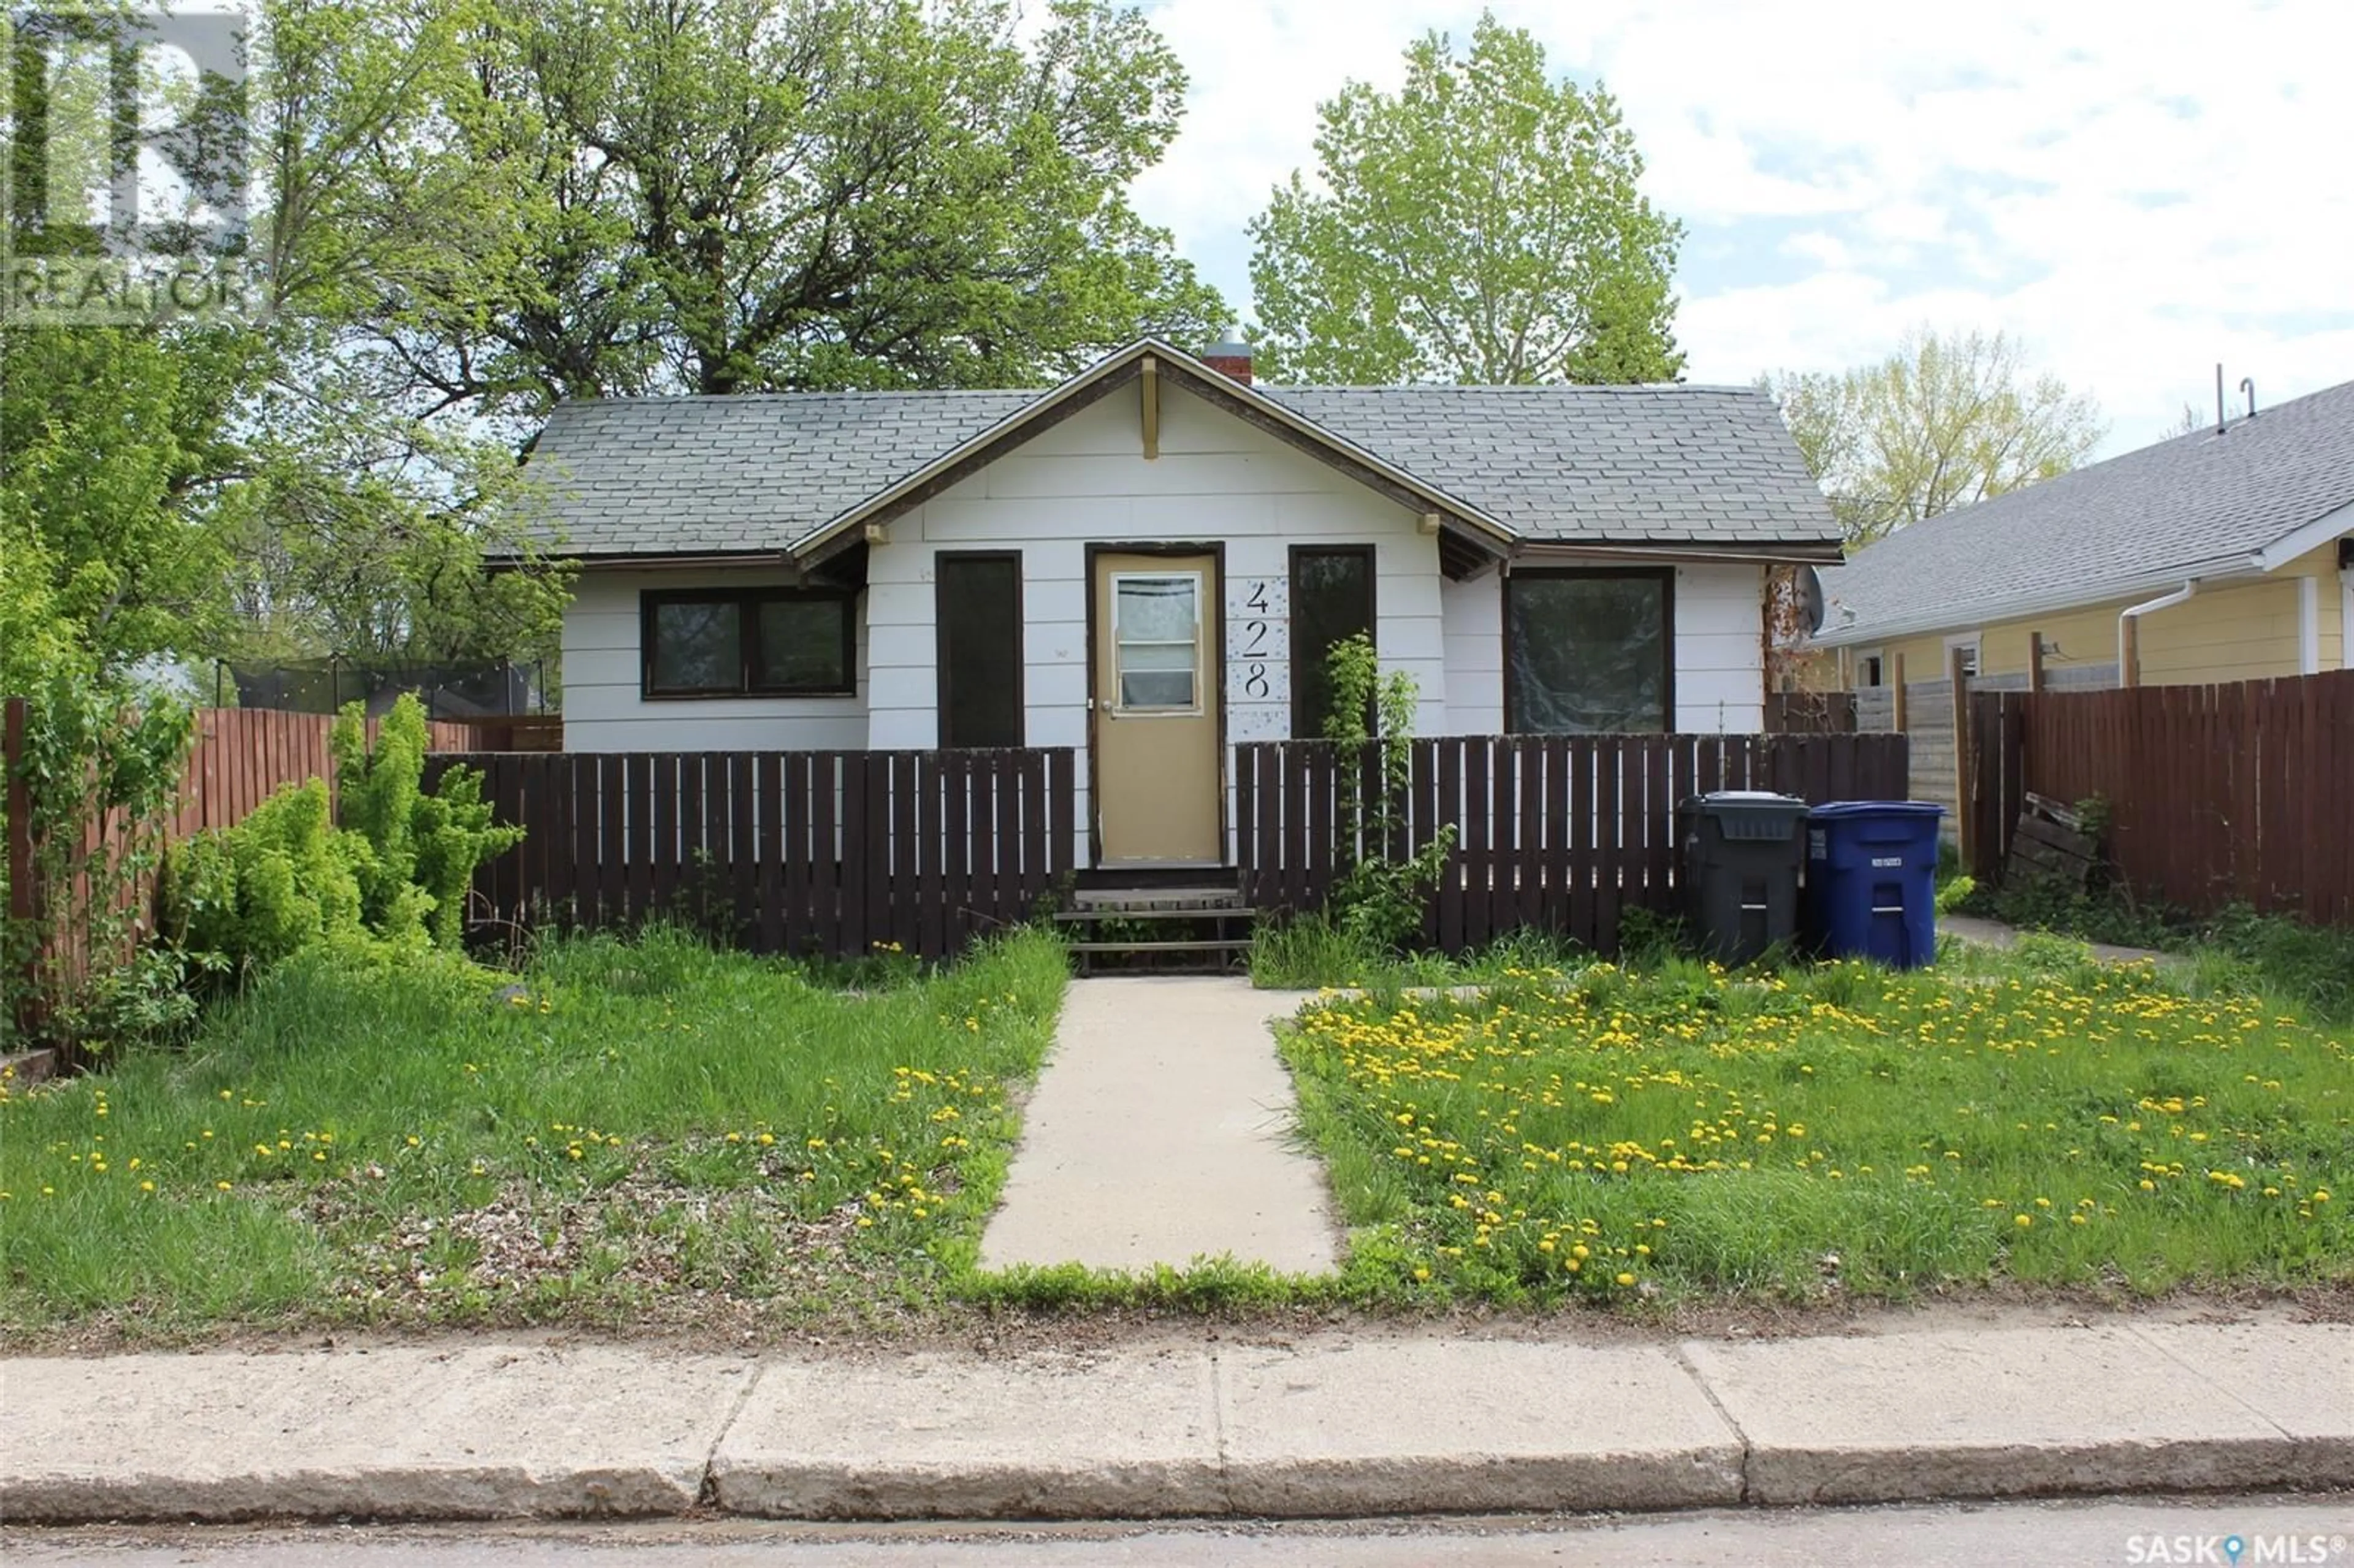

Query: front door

[1093,552,1221,864]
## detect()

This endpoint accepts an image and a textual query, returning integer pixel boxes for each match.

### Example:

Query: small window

[1112,573,1202,711]
[937,554,1024,747]
[641,588,855,698]
[1290,546,1376,737]
[1860,655,1884,687]
[1505,569,1672,734]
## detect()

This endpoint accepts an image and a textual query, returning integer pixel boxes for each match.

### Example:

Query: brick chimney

[1202,335,1252,386]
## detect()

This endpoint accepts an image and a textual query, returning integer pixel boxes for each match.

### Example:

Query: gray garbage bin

[1675,791,1810,965]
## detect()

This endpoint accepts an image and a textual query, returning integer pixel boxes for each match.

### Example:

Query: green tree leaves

[361,0,1224,412]
[1247,13,1684,386]
[1767,328,2106,549]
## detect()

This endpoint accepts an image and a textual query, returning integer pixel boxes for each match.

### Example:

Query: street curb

[6,1437,2339,1526]
[5,1325,2347,1524]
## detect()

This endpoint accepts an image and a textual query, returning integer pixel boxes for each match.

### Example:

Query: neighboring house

[523,337,1838,870]
[1812,376,2354,693]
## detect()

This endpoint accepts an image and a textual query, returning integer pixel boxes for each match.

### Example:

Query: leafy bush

[1322,634,1452,953]
[164,695,520,972]
[164,780,371,967]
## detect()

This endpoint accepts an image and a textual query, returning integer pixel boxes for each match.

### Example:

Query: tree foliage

[349,0,1224,414]
[1247,12,1683,386]
[1767,328,2105,549]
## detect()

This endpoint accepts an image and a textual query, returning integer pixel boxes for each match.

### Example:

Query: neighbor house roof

[521,338,1838,563]
[1815,375,2354,647]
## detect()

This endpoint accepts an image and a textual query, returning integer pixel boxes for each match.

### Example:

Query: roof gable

[1817,375,2354,645]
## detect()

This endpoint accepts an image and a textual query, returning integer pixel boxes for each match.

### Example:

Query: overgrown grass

[0,926,1068,1333]
[1976,881,2354,1026]
[1281,943,2353,1306]
[1251,912,1591,991]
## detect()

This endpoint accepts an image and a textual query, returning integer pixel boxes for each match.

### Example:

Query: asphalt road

[8,1497,2351,1567]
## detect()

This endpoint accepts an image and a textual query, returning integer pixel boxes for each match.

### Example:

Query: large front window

[641,588,855,698]
[1505,569,1672,733]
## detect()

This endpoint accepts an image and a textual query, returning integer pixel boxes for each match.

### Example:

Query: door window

[1113,573,1201,711]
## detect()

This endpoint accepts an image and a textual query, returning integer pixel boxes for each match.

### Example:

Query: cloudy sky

[1127,0,2354,455]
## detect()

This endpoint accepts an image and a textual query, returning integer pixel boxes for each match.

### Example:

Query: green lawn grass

[0,927,1067,1334]
[1280,940,2354,1305]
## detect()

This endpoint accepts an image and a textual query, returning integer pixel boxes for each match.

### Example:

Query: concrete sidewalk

[979,977,1337,1274]
[1938,913,2174,967]
[6,1321,2348,1523]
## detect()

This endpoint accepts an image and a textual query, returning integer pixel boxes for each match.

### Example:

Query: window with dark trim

[1504,568,1674,733]
[936,552,1024,747]
[640,588,855,698]
[1289,545,1376,738]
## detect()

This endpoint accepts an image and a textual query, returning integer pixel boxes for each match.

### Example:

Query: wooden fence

[1235,731,1910,954]
[430,748,1077,961]
[1968,669,2354,925]
[1764,690,1857,733]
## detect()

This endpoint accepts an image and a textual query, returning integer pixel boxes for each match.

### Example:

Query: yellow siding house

[1811,377,2354,694]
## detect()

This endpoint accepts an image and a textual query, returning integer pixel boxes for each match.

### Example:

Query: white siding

[1437,562,1767,735]
[561,568,868,752]
[1673,563,1768,731]
[1441,570,1503,733]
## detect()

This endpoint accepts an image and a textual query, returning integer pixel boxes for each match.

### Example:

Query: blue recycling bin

[1805,802,1945,969]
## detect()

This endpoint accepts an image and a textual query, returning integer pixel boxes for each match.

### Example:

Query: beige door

[1094,552,1221,864]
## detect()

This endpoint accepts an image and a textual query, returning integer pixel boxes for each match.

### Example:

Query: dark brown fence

[1969,669,2354,924]
[429,748,1077,961]
[1235,731,1910,954]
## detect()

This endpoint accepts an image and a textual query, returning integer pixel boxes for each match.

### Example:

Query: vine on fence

[2,671,200,1053]
[1321,634,1455,952]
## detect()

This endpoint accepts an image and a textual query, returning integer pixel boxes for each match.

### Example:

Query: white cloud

[1129,0,2354,454]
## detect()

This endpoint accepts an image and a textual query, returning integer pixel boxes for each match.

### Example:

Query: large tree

[1768,328,2105,549]
[1247,12,1683,386]
[348,0,1225,416]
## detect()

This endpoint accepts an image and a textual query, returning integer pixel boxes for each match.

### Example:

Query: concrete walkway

[1939,913,2175,967]
[980,977,1336,1274]
[4,1320,2348,1521]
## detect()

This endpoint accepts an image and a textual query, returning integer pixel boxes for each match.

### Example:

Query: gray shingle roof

[522,376,1835,557]
[1816,376,2354,646]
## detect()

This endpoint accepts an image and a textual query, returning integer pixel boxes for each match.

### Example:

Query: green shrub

[1322,633,1452,953]
[162,779,371,967]
[334,696,520,949]
[164,695,522,972]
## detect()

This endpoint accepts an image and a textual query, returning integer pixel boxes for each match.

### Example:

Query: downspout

[2117,580,2198,687]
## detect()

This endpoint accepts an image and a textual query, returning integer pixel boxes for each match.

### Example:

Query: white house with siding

[527,338,1841,872]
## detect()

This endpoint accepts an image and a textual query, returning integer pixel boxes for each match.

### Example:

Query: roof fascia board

[2255,494,2354,571]
[1514,540,1843,567]
[786,338,1520,563]
[1813,554,2271,648]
